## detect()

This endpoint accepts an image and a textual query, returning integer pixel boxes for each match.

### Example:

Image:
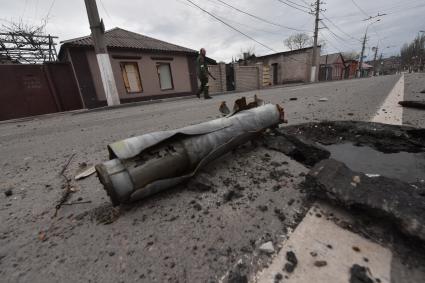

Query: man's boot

[204,85,212,99]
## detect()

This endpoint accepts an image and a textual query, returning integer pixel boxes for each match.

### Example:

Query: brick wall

[234,64,260,92]
[257,47,320,84]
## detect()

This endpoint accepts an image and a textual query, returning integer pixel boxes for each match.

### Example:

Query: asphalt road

[0,74,424,282]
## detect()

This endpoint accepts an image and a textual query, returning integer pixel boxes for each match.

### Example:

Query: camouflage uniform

[196,55,211,99]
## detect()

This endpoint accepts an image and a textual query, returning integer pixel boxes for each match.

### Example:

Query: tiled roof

[61,27,196,54]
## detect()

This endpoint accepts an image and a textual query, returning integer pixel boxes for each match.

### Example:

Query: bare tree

[342,51,360,61]
[0,20,58,64]
[284,33,313,50]
[236,46,256,61]
[400,33,425,72]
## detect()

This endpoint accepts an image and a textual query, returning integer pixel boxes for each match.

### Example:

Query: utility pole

[310,0,320,82]
[357,18,381,78]
[372,46,378,76]
[357,31,367,78]
[84,0,120,106]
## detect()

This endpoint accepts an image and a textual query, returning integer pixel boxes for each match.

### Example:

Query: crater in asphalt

[322,142,425,183]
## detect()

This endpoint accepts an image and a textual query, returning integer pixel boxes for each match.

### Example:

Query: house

[59,28,199,108]
[360,62,373,77]
[342,59,359,79]
[319,53,346,81]
[252,46,320,85]
[366,56,401,75]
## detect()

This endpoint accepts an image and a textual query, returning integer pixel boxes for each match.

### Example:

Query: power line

[320,14,362,43]
[276,0,311,14]
[183,0,277,52]
[284,0,310,9]
[44,0,57,21]
[212,0,307,32]
[99,0,116,27]
[320,21,358,49]
[319,31,343,53]
[350,0,369,18]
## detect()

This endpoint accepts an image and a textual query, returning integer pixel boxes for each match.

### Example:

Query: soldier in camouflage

[196,48,215,99]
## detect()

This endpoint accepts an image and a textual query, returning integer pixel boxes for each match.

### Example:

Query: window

[120,62,142,93]
[156,63,174,90]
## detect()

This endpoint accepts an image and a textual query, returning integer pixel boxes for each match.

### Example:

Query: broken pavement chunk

[259,241,275,254]
[306,159,425,241]
[4,188,13,197]
[263,132,330,167]
[398,100,425,110]
[349,264,374,283]
[284,251,298,273]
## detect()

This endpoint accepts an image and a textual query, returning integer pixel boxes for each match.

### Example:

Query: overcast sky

[1,0,424,62]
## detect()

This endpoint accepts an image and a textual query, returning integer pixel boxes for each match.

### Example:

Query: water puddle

[322,142,425,183]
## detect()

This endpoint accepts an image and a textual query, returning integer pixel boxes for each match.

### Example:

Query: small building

[319,53,346,81]
[360,62,373,77]
[343,59,359,79]
[252,46,320,85]
[59,28,199,108]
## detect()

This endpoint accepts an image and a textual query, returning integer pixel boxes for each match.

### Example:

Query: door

[226,64,235,91]
[272,63,278,85]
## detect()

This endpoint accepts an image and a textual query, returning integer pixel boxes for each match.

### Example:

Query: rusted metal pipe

[95,103,285,205]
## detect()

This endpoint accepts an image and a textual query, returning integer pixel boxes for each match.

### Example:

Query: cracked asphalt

[0,74,424,282]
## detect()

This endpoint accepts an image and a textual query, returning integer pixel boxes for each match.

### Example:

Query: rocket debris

[95,98,286,205]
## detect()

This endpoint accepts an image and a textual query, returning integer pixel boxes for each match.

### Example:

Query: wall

[208,63,227,94]
[256,47,319,84]
[84,49,194,102]
[234,64,260,92]
[0,63,82,121]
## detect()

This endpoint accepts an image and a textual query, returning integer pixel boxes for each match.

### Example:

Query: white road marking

[371,74,404,125]
[255,204,392,283]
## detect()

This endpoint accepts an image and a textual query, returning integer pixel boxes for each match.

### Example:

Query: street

[0,74,424,282]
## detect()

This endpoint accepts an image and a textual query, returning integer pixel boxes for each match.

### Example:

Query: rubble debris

[306,159,425,241]
[75,166,96,180]
[38,231,47,242]
[219,101,231,115]
[4,188,13,197]
[89,203,120,225]
[227,262,249,283]
[223,189,243,202]
[192,202,202,211]
[274,208,286,222]
[257,205,268,212]
[96,102,286,205]
[232,95,265,114]
[365,174,380,178]
[314,260,327,267]
[284,251,298,273]
[259,241,274,254]
[398,100,425,110]
[352,246,361,252]
[349,264,374,283]
[274,273,283,282]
